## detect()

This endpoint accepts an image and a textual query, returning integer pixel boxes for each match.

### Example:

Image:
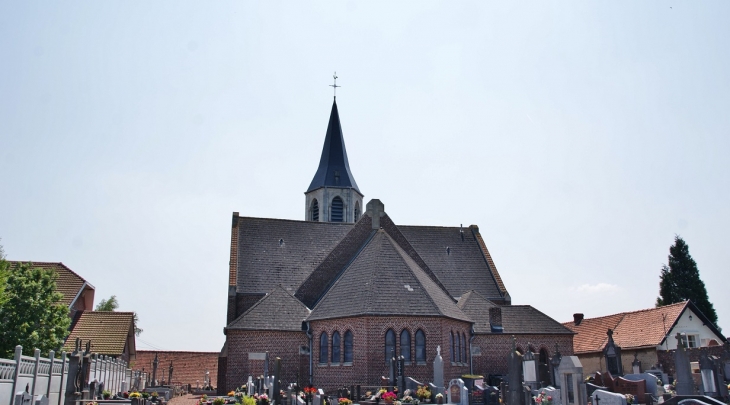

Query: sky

[1,1,729,352]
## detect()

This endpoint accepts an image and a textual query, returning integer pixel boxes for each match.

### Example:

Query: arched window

[456,332,461,363]
[354,201,361,222]
[450,331,455,362]
[311,199,319,222]
[400,330,411,362]
[332,331,341,364]
[331,196,344,222]
[319,332,328,364]
[385,329,396,363]
[415,329,426,362]
[462,333,467,363]
[344,331,353,363]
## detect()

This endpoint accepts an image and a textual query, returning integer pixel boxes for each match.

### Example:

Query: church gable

[307,230,469,322]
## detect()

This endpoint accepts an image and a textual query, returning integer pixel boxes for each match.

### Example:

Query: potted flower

[417,386,431,403]
[142,392,151,400]
[258,394,270,405]
[151,392,159,403]
[339,398,353,405]
[435,394,443,405]
[242,396,256,405]
[382,392,397,404]
[214,397,226,405]
[102,390,112,400]
[624,394,634,405]
[533,393,552,405]
[402,396,414,404]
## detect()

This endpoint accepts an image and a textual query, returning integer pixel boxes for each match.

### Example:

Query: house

[563,300,726,376]
[63,311,137,362]
[8,261,95,318]
[219,99,574,392]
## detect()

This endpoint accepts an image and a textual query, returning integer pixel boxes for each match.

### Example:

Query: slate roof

[228,285,311,331]
[63,311,135,356]
[235,217,353,293]
[458,290,573,334]
[562,301,716,354]
[308,230,470,322]
[8,261,93,307]
[398,226,505,301]
[307,100,361,193]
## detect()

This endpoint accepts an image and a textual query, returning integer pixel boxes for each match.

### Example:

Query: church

[218,99,574,393]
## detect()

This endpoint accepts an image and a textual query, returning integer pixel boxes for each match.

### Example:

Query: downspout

[305,321,313,385]
[469,325,475,375]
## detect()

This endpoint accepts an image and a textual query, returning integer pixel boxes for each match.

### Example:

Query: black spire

[307,100,361,193]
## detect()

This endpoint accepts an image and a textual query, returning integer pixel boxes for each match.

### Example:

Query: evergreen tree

[656,235,718,326]
[0,262,71,357]
[0,241,9,307]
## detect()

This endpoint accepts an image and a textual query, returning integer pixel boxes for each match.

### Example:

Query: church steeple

[307,100,360,193]
[305,99,364,223]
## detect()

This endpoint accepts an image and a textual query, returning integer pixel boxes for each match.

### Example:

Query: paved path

[169,394,201,405]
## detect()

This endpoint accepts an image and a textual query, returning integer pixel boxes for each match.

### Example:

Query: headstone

[34,395,49,405]
[557,356,585,405]
[429,383,441,398]
[603,330,623,376]
[434,346,445,391]
[273,358,281,405]
[507,337,524,405]
[447,379,465,405]
[591,390,626,405]
[644,368,667,386]
[673,333,695,395]
[622,373,658,396]
[312,395,321,405]
[585,384,605,398]
[538,387,561,405]
[406,378,422,393]
[15,391,33,405]
[461,386,469,405]
[613,377,646,404]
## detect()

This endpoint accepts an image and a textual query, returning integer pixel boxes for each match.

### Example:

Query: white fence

[87,354,131,395]
[0,346,68,405]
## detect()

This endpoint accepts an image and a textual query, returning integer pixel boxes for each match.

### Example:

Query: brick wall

[310,316,471,392]
[134,350,219,387]
[225,330,309,393]
[575,348,658,376]
[471,334,573,378]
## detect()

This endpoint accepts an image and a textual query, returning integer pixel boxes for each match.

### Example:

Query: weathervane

[329,72,340,98]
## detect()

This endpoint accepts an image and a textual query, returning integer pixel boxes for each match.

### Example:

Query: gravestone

[585,383,605,398]
[674,333,695,395]
[433,346,445,393]
[33,395,49,405]
[613,377,646,404]
[15,391,32,405]
[507,337,524,405]
[538,387,561,405]
[591,390,626,405]
[623,373,658,396]
[312,395,321,405]
[429,383,441,399]
[406,378,422,393]
[603,331,623,377]
[557,356,585,405]
[644,368,667,386]
[448,379,467,405]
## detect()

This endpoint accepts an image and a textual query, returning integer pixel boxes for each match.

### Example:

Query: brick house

[563,300,727,377]
[219,99,574,392]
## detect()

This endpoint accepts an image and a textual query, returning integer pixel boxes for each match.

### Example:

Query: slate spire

[307,100,361,193]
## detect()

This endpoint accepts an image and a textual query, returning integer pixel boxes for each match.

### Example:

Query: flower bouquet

[258,394,270,405]
[624,394,635,405]
[533,393,552,405]
[416,386,431,402]
[339,398,353,405]
[382,392,397,403]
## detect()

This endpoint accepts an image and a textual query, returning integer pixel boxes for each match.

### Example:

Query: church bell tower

[305,99,364,223]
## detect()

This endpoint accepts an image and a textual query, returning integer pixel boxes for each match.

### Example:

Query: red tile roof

[8,261,93,307]
[563,301,688,354]
[63,311,135,356]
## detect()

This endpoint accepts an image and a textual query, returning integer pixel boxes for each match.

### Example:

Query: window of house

[462,333,467,363]
[344,331,353,363]
[385,329,396,363]
[415,329,426,363]
[354,202,360,222]
[687,334,699,348]
[311,199,319,222]
[331,197,344,222]
[400,330,411,362]
[332,331,341,364]
[455,332,461,363]
[319,332,328,364]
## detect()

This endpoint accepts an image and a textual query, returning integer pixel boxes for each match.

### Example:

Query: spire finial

[329,72,340,98]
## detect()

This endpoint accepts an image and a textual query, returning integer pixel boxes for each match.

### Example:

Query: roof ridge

[237,216,354,226]
[565,301,689,325]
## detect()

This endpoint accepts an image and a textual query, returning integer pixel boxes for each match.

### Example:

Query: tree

[0,262,71,357]
[95,294,143,336]
[656,235,718,326]
[0,241,9,308]
[95,295,119,311]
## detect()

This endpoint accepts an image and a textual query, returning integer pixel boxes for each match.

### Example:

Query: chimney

[573,313,584,326]
[489,307,503,333]
[365,199,385,229]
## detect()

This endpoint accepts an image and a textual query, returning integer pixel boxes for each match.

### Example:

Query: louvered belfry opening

[331,196,344,222]
[311,199,319,222]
